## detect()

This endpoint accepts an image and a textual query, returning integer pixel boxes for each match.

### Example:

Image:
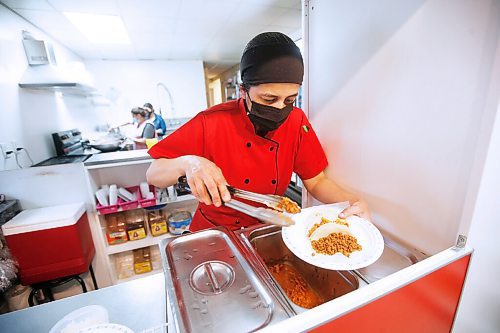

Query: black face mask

[245,92,293,136]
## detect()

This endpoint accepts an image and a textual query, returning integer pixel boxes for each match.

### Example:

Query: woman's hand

[182,156,231,207]
[303,171,371,221]
[339,200,371,221]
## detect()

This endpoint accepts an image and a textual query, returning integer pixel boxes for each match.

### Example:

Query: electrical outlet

[10,141,23,154]
[0,142,14,159]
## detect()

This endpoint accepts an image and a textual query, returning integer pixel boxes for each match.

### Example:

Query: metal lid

[168,210,191,223]
[161,227,292,333]
[190,261,235,295]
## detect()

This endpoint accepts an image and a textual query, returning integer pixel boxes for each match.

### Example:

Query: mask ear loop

[243,88,252,114]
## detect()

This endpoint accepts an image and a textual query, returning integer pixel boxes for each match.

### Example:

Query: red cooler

[1,202,95,285]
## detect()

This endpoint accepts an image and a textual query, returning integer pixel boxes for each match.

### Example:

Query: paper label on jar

[128,228,146,240]
[151,222,167,236]
[134,262,152,274]
[109,231,127,238]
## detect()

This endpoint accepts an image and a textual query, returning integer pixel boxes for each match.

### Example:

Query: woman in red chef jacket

[146,32,370,232]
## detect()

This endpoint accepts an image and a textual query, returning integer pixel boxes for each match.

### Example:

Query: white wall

[306,0,500,254]
[84,60,207,128]
[0,5,103,169]
[307,1,500,331]
[0,6,208,170]
[453,50,500,333]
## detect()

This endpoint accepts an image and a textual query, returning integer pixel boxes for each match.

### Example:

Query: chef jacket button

[269,146,274,151]
[244,179,250,184]
[246,142,251,147]
[271,179,277,184]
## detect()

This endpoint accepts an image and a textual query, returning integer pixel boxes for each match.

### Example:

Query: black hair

[131,107,149,118]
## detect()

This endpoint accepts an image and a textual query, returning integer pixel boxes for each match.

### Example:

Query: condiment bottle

[133,247,152,274]
[146,209,168,237]
[105,212,128,245]
[125,210,147,241]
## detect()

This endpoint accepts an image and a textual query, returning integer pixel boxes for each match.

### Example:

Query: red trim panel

[311,254,471,333]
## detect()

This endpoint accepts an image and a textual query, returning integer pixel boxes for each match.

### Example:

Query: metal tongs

[177,177,295,226]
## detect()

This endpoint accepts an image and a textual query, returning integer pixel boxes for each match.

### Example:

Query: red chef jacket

[148,98,328,232]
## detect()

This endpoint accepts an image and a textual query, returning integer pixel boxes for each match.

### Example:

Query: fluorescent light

[63,12,130,44]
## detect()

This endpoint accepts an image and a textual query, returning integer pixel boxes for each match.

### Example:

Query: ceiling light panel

[63,12,131,44]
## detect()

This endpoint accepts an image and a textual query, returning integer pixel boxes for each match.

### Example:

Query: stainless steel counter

[0,273,167,333]
[84,149,151,166]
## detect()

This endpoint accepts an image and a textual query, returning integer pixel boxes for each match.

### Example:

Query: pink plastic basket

[139,185,157,208]
[96,203,118,215]
[118,186,139,211]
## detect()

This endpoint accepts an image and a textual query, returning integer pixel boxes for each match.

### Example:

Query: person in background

[129,107,156,149]
[144,103,167,138]
[146,32,370,232]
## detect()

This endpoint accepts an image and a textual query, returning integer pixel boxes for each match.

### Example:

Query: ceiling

[1,0,302,78]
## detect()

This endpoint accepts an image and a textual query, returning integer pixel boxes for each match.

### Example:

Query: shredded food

[311,232,362,257]
[307,217,360,257]
[268,263,324,309]
[276,197,301,214]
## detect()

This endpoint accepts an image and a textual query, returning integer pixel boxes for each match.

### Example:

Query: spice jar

[125,210,147,241]
[133,247,152,274]
[167,210,192,235]
[146,209,168,237]
[105,212,128,245]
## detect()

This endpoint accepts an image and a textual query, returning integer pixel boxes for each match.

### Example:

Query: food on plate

[307,217,349,238]
[308,216,362,257]
[276,197,301,214]
[268,263,324,309]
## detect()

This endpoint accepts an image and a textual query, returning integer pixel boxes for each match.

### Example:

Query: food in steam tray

[276,197,301,214]
[308,217,362,257]
[268,263,324,309]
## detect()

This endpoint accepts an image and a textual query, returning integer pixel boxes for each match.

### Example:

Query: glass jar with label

[133,247,152,274]
[125,210,147,241]
[146,209,168,237]
[105,212,128,245]
[168,210,192,235]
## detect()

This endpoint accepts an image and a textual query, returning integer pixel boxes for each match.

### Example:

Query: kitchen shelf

[84,158,198,287]
[156,194,196,205]
[106,232,174,255]
[97,194,196,215]
[116,269,163,284]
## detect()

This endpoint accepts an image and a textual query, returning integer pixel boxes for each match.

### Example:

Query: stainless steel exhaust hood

[18,33,96,95]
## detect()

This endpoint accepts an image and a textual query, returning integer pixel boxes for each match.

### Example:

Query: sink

[235,225,361,313]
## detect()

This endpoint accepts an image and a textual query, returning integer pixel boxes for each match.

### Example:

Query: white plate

[77,323,134,333]
[282,204,384,270]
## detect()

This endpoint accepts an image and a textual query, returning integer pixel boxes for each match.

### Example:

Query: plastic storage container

[146,209,168,237]
[118,187,139,211]
[125,210,147,241]
[114,252,134,280]
[1,202,94,285]
[105,212,128,245]
[138,184,157,208]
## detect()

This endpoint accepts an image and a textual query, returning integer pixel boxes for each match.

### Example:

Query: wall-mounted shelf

[106,232,174,255]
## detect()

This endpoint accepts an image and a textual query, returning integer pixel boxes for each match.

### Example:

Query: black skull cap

[240,32,304,86]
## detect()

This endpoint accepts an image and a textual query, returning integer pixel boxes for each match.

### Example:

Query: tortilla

[309,222,352,241]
